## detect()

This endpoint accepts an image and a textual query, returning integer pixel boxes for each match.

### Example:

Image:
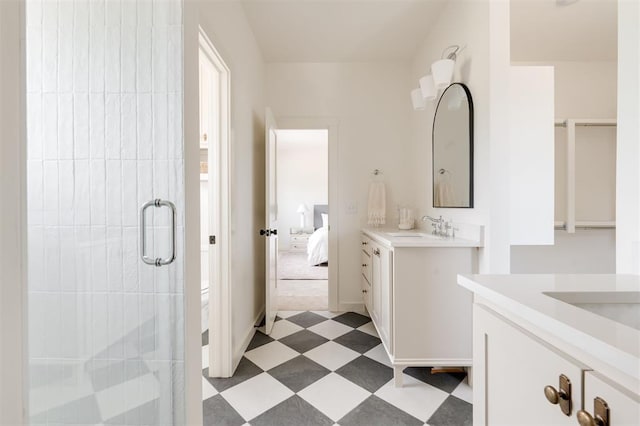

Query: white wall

[0,0,26,422]
[617,0,640,274]
[510,61,618,273]
[408,0,511,273]
[266,62,413,309]
[276,130,328,251]
[184,0,266,370]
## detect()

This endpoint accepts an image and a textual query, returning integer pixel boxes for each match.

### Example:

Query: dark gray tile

[427,395,472,426]
[333,330,381,354]
[105,399,158,425]
[246,330,274,351]
[339,395,423,426]
[204,357,262,392]
[336,356,393,392]
[275,315,283,322]
[45,395,102,425]
[202,330,209,347]
[250,395,333,426]
[202,394,245,426]
[88,359,150,392]
[332,312,371,328]
[403,367,466,393]
[267,356,330,392]
[286,311,328,328]
[279,330,328,353]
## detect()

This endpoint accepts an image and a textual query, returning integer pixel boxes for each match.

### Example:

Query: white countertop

[362,228,483,248]
[458,274,640,382]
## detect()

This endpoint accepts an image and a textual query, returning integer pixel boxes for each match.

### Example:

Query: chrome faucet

[422,215,444,236]
[422,215,456,238]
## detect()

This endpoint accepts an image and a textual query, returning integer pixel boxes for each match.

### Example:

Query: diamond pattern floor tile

[332,312,371,328]
[298,373,371,422]
[221,373,294,421]
[335,356,394,393]
[250,395,334,426]
[198,311,471,426]
[243,341,299,371]
[426,395,472,426]
[279,329,329,353]
[374,374,449,422]
[286,311,328,328]
[338,395,423,426]
[303,341,360,371]
[267,356,330,393]
[308,319,353,340]
[333,330,381,354]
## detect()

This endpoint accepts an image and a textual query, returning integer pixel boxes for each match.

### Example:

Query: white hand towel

[367,181,386,226]
[435,181,456,206]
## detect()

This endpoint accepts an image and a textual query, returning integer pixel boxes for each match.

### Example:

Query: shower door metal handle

[140,199,177,267]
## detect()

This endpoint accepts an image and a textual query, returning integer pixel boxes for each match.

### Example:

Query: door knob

[259,229,270,236]
[271,229,278,236]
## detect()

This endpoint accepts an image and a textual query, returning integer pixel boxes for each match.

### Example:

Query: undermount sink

[386,232,438,238]
[545,291,640,331]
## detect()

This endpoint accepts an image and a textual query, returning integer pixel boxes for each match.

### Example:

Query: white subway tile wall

[26,0,185,424]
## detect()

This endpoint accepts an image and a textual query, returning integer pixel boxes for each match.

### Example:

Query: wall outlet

[346,200,358,214]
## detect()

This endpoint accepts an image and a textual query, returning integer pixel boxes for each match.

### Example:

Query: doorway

[275,129,329,311]
[198,30,232,378]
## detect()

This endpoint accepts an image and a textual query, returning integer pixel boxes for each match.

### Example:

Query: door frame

[276,117,339,311]
[198,29,233,378]
[0,0,27,423]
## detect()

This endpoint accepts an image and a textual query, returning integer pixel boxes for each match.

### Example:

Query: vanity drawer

[361,250,372,283]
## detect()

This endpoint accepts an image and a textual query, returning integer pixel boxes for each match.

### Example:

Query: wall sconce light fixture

[411,45,463,111]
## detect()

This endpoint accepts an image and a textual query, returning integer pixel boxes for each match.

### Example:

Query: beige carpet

[277,279,328,310]
[278,251,328,280]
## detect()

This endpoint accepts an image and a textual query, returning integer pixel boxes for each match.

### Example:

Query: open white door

[263,108,279,334]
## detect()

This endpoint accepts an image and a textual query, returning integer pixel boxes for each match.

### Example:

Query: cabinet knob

[543,374,572,416]
[577,397,609,426]
[373,248,380,256]
[361,241,368,246]
[362,263,367,267]
[362,289,368,293]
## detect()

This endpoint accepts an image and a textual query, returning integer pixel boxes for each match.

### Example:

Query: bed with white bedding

[307,205,329,266]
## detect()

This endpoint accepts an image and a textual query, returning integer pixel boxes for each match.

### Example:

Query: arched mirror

[432,82,474,208]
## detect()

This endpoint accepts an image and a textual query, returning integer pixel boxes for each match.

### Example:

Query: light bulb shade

[296,204,306,213]
[431,58,455,89]
[410,88,426,110]
[419,75,436,100]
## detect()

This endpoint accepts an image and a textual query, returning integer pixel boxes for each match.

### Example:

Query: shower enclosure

[26,0,186,423]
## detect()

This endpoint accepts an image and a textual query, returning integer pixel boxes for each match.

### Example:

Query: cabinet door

[370,242,382,326]
[377,246,392,351]
[475,305,587,426]
[583,372,640,426]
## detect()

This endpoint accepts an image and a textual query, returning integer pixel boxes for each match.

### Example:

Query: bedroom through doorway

[276,129,329,310]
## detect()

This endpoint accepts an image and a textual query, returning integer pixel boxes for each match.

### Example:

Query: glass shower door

[26,0,185,424]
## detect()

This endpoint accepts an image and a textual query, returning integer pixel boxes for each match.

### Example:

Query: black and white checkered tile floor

[201,311,472,426]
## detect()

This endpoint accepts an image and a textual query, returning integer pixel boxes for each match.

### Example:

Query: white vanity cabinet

[361,229,480,386]
[460,275,640,426]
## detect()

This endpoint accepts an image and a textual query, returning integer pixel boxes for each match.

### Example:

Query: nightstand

[289,228,312,252]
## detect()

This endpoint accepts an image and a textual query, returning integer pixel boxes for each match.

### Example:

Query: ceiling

[240,0,447,62]
[237,0,617,64]
[510,0,617,62]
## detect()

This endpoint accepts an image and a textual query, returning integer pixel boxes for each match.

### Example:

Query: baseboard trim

[232,308,265,372]
[338,302,366,313]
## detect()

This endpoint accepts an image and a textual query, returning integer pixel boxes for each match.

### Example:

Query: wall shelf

[555,118,617,233]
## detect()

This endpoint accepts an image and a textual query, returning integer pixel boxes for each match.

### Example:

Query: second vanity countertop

[458,274,640,391]
[362,228,483,248]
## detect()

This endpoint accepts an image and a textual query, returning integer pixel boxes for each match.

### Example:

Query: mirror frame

[432,82,474,208]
